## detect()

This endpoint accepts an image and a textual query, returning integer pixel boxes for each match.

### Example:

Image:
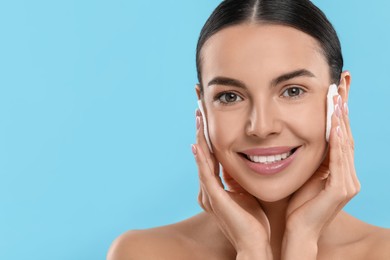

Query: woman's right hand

[192,109,273,259]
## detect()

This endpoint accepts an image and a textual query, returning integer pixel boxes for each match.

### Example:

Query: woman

[108,0,390,259]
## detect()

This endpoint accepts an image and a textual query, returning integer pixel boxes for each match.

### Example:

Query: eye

[216,92,243,104]
[281,87,306,98]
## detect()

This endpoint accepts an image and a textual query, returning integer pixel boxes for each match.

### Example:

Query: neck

[257,196,291,260]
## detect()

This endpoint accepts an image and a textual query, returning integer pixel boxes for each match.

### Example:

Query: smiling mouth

[239,146,300,164]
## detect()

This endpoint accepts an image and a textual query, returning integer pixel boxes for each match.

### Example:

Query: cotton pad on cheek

[197,100,214,153]
[326,84,339,142]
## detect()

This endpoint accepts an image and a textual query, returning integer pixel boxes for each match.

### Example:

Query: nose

[245,101,282,139]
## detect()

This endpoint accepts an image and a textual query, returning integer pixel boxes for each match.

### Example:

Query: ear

[195,84,202,100]
[338,71,351,103]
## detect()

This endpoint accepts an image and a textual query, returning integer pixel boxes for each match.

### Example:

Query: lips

[238,146,302,176]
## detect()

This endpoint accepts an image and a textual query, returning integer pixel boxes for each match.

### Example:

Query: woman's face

[197,24,332,202]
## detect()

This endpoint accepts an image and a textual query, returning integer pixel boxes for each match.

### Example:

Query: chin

[251,188,296,203]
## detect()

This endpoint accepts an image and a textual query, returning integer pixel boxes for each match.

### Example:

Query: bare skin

[107,211,390,259]
[107,24,390,259]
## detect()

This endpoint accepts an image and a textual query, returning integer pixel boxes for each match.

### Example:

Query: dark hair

[196,0,343,94]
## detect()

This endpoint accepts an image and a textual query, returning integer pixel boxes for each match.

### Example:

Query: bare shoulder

[320,213,390,260]
[107,228,192,260]
[106,212,235,260]
[364,226,390,259]
[346,222,390,259]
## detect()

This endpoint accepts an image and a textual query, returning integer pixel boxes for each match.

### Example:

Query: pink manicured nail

[337,95,342,108]
[344,102,349,115]
[335,104,341,118]
[191,144,197,155]
[196,116,200,129]
[336,126,342,138]
[196,109,201,117]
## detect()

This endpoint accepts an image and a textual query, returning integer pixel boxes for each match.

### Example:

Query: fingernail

[336,126,342,138]
[344,102,349,115]
[191,144,197,155]
[335,104,341,118]
[196,109,201,117]
[337,95,342,108]
[196,116,200,130]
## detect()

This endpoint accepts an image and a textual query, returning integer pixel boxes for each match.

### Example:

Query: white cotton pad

[197,100,213,153]
[326,84,339,142]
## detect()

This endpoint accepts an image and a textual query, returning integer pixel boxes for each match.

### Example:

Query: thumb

[222,167,247,193]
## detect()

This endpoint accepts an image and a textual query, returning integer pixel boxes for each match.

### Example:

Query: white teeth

[248,151,292,164]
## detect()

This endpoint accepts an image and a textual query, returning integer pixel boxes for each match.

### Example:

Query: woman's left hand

[282,95,361,259]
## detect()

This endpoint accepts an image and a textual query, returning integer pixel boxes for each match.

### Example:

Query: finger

[336,96,360,195]
[330,108,357,208]
[341,101,354,155]
[194,111,234,214]
[325,107,350,210]
[192,144,226,201]
[197,185,206,211]
[334,97,354,194]
[196,109,219,171]
[328,96,359,212]
[336,96,354,159]
[197,166,211,213]
[198,183,212,212]
[328,98,345,191]
[196,110,223,187]
[340,99,360,194]
[340,98,359,186]
[222,167,247,193]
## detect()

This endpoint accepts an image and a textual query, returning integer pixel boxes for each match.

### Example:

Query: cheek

[207,112,243,152]
[284,100,328,172]
[284,99,326,141]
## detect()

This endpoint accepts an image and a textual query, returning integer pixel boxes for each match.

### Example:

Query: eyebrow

[207,69,316,89]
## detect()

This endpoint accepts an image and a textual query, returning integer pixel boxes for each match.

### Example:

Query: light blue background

[0,1,389,259]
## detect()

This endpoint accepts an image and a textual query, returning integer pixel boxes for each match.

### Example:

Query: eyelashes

[214,86,307,105]
[281,87,306,98]
[215,92,243,104]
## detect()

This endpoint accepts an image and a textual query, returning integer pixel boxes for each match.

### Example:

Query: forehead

[201,23,330,86]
